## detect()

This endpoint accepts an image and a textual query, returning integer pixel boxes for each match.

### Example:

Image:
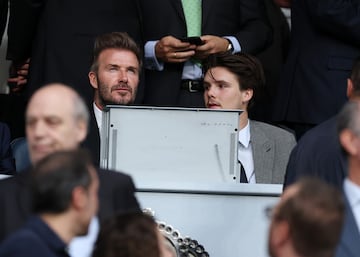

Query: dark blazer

[0,0,7,46]
[0,122,15,175]
[0,168,140,242]
[139,0,272,106]
[82,106,100,166]
[284,116,347,189]
[8,0,143,104]
[335,193,360,257]
[273,0,360,125]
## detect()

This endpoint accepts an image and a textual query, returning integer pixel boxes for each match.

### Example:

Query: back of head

[31,149,93,214]
[274,178,344,257]
[92,212,160,257]
[337,100,360,159]
[90,31,142,72]
[202,52,265,109]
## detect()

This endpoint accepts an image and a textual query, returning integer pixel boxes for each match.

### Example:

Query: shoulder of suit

[97,168,132,180]
[251,120,295,139]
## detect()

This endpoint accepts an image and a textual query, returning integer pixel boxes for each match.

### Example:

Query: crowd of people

[0,0,360,256]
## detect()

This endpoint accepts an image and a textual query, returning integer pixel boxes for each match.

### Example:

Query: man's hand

[193,35,229,60]
[8,58,30,93]
[155,36,196,63]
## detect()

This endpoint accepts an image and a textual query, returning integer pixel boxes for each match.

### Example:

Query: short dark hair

[274,178,344,257]
[202,52,265,109]
[31,149,94,214]
[351,56,360,96]
[92,212,161,257]
[90,32,142,72]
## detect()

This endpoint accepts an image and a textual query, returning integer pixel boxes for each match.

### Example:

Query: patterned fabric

[182,0,202,36]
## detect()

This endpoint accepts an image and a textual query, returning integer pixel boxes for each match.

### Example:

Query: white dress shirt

[344,178,360,233]
[238,120,255,183]
[69,216,99,257]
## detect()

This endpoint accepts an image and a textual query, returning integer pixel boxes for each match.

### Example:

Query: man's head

[268,178,344,257]
[92,212,173,257]
[31,149,99,236]
[89,32,142,109]
[202,52,265,111]
[26,83,89,164]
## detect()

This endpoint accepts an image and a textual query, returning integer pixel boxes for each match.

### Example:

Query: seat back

[10,137,31,172]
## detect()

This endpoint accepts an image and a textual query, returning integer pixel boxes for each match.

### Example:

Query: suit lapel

[171,0,186,23]
[338,195,360,257]
[250,121,274,184]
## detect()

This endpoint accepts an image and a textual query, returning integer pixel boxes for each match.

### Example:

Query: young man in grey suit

[203,52,296,184]
[336,100,360,257]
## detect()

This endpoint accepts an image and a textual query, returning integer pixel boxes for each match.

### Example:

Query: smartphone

[180,36,204,45]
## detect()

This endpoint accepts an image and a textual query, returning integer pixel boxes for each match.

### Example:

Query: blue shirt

[0,216,70,257]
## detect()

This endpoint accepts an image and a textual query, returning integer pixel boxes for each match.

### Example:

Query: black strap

[239,161,248,183]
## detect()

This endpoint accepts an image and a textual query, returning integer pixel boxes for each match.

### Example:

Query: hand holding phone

[180,36,204,46]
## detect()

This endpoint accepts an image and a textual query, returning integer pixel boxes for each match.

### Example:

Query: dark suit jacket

[284,116,347,189]
[335,192,360,257]
[0,168,140,242]
[273,0,360,125]
[140,0,272,107]
[0,0,7,46]
[0,122,15,175]
[82,106,100,166]
[7,0,143,105]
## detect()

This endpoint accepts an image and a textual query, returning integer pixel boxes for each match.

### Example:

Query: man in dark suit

[336,100,360,257]
[284,57,360,189]
[84,32,142,165]
[0,149,99,257]
[0,84,140,254]
[139,0,272,107]
[272,0,360,139]
[6,0,143,105]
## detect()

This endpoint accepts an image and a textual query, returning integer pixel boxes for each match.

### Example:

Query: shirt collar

[238,119,250,148]
[344,178,360,208]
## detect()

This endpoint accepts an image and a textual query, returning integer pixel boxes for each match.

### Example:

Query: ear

[242,88,253,103]
[72,186,87,210]
[88,71,99,90]
[76,120,88,144]
[347,78,354,99]
[339,129,358,156]
[271,221,290,249]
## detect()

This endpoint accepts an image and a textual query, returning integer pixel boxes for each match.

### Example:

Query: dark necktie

[239,161,248,183]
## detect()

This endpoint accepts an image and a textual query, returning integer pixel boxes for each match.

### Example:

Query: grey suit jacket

[250,120,296,184]
[336,193,360,257]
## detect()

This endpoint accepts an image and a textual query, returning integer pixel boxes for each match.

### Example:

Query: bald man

[0,84,140,251]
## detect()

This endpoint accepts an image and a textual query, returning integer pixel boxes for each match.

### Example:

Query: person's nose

[118,69,128,83]
[32,121,47,138]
